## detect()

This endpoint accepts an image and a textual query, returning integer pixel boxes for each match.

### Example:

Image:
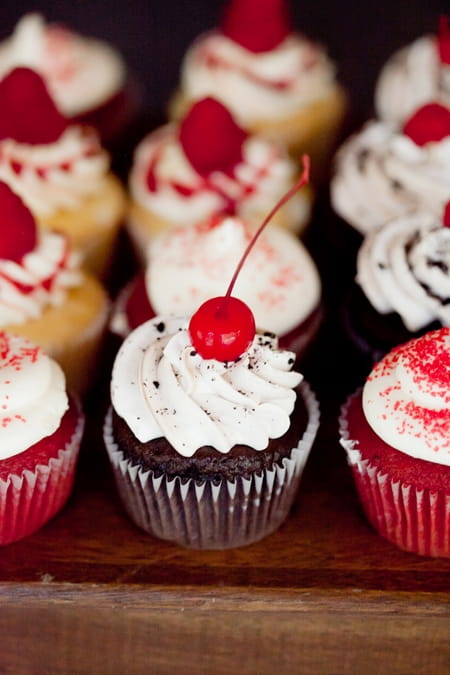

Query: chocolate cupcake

[104,316,319,549]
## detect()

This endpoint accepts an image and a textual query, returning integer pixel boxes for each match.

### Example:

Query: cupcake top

[0,182,82,326]
[0,13,126,118]
[0,331,68,459]
[357,204,450,331]
[140,215,320,336]
[130,97,309,229]
[175,0,338,124]
[331,103,450,235]
[111,315,302,457]
[0,67,110,217]
[375,16,450,127]
[363,327,450,466]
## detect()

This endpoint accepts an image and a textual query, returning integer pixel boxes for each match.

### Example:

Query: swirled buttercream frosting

[0,126,110,216]
[178,31,337,124]
[331,120,450,234]
[0,14,125,116]
[129,123,307,227]
[111,316,302,457]
[146,216,320,336]
[362,328,450,466]
[357,211,450,331]
[0,331,68,458]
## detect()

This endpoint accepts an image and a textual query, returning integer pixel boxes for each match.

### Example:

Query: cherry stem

[216,154,310,318]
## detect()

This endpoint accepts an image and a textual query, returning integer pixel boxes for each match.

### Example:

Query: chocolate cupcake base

[104,381,319,550]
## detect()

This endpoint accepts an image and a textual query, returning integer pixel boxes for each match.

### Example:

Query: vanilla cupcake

[104,314,319,549]
[339,328,450,557]
[0,332,84,545]
[0,181,109,394]
[331,103,450,237]
[112,214,322,359]
[375,16,450,127]
[128,96,312,259]
[169,0,347,179]
[0,67,126,277]
[0,13,138,144]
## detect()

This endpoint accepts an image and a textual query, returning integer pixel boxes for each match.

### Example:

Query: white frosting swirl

[363,327,450,465]
[0,231,82,326]
[111,316,302,457]
[357,212,450,331]
[375,35,450,127]
[129,123,309,227]
[146,217,321,335]
[0,14,126,116]
[178,31,337,123]
[0,332,68,458]
[0,126,110,216]
[331,120,450,234]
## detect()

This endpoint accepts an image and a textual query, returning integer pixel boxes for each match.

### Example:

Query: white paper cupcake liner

[104,381,319,549]
[339,391,450,558]
[0,400,85,546]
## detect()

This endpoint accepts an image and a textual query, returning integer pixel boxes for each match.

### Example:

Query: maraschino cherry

[443,201,450,228]
[438,15,450,64]
[179,97,248,177]
[221,0,291,53]
[0,181,37,262]
[0,67,68,145]
[188,155,310,361]
[402,103,450,146]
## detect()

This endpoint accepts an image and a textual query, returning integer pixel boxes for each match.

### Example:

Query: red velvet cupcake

[339,328,450,557]
[0,332,84,545]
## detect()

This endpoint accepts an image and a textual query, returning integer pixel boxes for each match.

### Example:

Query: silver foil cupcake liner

[339,391,450,558]
[104,381,319,550]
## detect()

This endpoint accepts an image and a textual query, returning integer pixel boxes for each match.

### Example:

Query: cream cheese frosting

[0,231,82,326]
[331,120,450,235]
[178,31,337,124]
[129,123,309,228]
[0,126,110,216]
[375,35,450,127]
[0,331,68,458]
[357,211,450,331]
[362,328,450,466]
[145,217,321,336]
[111,316,302,457]
[0,14,126,116]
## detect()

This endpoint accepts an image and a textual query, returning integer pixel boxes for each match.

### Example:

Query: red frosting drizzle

[0,182,37,262]
[402,103,450,146]
[0,67,69,145]
[179,97,248,177]
[438,15,450,65]
[221,0,292,53]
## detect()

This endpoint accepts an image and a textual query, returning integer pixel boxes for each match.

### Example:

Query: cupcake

[127,96,312,259]
[0,331,84,545]
[0,181,110,395]
[339,327,450,558]
[0,67,126,277]
[169,0,347,179]
[112,213,322,360]
[104,313,319,549]
[342,203,450,364]
[375,16,450,128]
[331,102,450,237]
[0,13,139,144]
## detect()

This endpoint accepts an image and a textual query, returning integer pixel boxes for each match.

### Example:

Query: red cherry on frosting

[438,15,450,65]
[189,155,310,361]
[221,0,291,53]
[402,103,450,146]
[443,202,450,228]
[0,67,68,145]
[0,182,37,262]
[179,97,248,177]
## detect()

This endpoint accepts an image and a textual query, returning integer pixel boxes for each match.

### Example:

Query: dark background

[0,0,447,131]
